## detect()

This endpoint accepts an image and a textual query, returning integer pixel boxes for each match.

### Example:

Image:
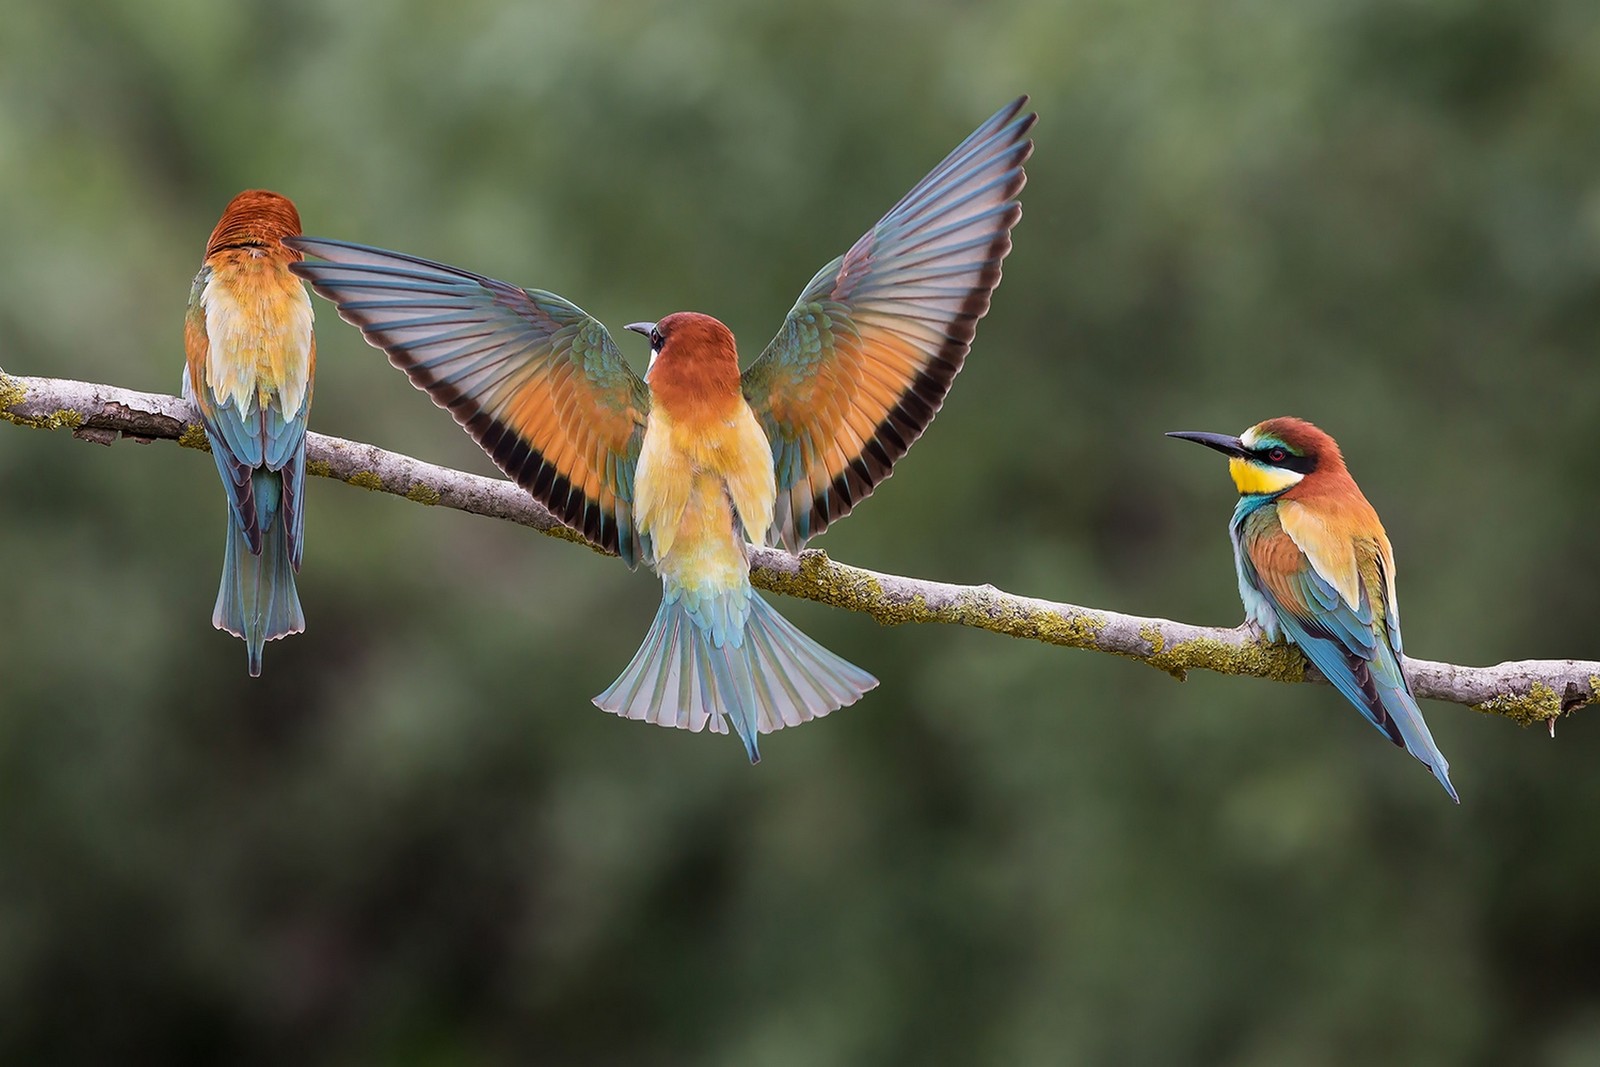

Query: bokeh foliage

[2,0,1599,1062]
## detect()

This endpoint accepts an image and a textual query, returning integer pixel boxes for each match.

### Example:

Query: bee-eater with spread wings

[289,97,1035,761]
[1167,418,1458,801]
[184,190,315,677]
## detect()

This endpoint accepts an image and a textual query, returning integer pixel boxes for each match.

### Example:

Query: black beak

[1166,430,1247,458]
[624,321,655,338]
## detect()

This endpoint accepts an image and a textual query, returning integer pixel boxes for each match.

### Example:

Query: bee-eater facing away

[184,190,315,677]
[288,97,1035,761]
[1167,418,1458,802]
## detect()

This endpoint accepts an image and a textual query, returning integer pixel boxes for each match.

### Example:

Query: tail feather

[1374,674,1459,804]
[213,471,304,677]
[743,598,879,732]
[594,588,877,761]
[1284,617,1458,802]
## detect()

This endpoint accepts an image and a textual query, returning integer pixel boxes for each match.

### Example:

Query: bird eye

[1267,447,1287,463]
[649,329,663,350]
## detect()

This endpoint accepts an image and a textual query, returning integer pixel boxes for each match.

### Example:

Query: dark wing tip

[994,94,1036,130]
[793,103,1032,547]
[462,410,624,558]
[284,241,639,560]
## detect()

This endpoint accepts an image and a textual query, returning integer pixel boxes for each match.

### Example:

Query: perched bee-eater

[1167,418,1458,801]
[183,190,315,676]
[288,97,1035,761]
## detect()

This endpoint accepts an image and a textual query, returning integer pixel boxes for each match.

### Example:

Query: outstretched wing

[287,238,650,566]
[741,97,1035,551]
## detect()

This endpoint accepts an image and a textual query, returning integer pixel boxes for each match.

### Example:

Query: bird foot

[1239,618,1271,645]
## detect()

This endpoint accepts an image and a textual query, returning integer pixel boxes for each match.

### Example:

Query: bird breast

[634,401,776,569]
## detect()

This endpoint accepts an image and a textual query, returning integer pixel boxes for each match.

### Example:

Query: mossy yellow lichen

[306,459,333,478]
[1475,681,1562,728]
[749,550,1106,644]
[177,423,211,451]
[540,521,607,554]
[0,375,21,410]
[345,470,384,491]
[752,551,885,612]
[1139,626,1308,684]
[942,595,1104,648]
[404,483,441,505]
[1,373,87,431]
[0,379,84,433]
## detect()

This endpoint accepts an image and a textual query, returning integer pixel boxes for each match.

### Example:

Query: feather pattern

[594,580,877,761]
[286,239,651,566]
[286,98,1033,757]
[742,96,1036,551]
[1231,479,1457,802]
[184,189,314,674]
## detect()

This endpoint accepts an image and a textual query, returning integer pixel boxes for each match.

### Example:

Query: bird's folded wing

[287,238,651,566]
[184,275,255,547]
[741,97,1036,551]
[184,268,314,565]
[1247,514,1412,745]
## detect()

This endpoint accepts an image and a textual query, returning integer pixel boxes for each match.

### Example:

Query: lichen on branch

[3,368,1595,726]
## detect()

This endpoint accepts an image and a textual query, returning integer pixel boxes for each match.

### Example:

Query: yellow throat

[1228,456,1303,496]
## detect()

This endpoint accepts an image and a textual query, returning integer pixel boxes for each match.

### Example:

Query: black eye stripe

[1253,445,1317,474]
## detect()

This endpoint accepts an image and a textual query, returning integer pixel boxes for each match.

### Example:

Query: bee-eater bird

[1167,418,1458,802]
[287,97,1035,761]
[183,189,315,677]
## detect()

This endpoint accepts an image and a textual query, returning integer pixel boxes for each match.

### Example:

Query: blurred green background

[2,0,1599,1063]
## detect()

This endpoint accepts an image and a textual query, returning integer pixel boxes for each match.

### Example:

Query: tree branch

[4,370,1594,726]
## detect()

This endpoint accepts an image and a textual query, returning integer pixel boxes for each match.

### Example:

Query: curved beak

[624,321,655,338]
[1166,430,1247,457]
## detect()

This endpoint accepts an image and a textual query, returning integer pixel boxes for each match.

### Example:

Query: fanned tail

[213,470,304,677]
[593,587,877,762]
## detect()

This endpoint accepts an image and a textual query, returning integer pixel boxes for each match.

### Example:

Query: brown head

[205,189,304,260]
[1247,417,1345,474]
[625,312,742,413]
[1167,415,1356,499]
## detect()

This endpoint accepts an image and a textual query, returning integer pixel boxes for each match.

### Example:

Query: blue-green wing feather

[287,238,650,566]
[183,261,309,673]
[741,97,1035,551]
[1235,509,1457,801]
[185,265,313,561]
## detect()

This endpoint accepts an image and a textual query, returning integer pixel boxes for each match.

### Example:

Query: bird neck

[1230,491,1279,528]
[648,349,743,421]
[1277,467,1381,528]
[208,245,295,272]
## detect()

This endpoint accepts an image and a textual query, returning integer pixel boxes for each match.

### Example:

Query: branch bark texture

[4,370,1594,726]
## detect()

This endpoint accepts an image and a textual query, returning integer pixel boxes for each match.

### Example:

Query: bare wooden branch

[4,370,1594,725]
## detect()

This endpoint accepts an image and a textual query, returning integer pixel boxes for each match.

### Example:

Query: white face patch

[1240,425,1261,449]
